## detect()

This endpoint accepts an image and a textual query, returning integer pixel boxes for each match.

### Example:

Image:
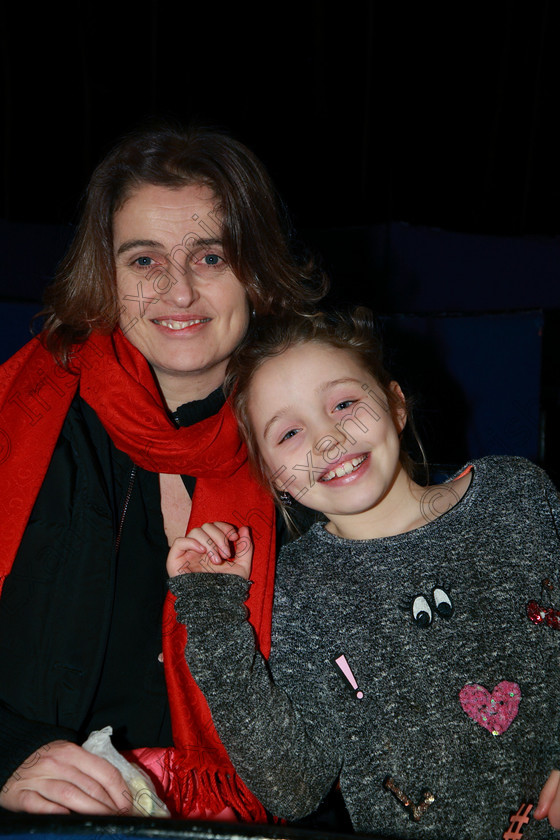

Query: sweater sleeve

[168,573,342,821]
[537,465,560,770]
[542,467,560,533]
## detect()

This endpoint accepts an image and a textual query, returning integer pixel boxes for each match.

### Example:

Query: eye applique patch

[401,586,454,628]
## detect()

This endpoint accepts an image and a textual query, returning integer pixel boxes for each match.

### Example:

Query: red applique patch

[527,600,560,630]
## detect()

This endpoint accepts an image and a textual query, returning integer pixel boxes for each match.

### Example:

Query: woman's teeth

[321,455,367,482]
[154,318,209,330]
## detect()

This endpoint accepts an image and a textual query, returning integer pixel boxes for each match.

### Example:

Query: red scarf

[0,330,276,820]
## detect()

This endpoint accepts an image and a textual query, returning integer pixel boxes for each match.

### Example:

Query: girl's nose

[314,422,349,460]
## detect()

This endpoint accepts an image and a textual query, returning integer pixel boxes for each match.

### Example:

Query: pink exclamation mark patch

[335,655,363,699]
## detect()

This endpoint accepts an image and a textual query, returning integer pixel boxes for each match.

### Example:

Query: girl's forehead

[261,341,366,374]
[249,342,374,401]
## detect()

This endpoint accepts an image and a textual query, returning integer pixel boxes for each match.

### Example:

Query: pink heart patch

[459,681,521,736]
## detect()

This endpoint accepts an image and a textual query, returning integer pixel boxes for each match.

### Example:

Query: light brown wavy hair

[41,122,328,365]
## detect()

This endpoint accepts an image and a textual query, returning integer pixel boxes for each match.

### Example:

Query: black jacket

[0,395,172,789]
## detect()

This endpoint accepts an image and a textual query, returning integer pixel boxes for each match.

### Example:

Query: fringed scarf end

[126,747,270,822]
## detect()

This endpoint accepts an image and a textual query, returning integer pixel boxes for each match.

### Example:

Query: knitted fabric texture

[170,457,560,838]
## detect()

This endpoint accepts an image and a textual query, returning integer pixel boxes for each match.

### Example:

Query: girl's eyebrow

[263,408,290,441]
[317,376,363,392]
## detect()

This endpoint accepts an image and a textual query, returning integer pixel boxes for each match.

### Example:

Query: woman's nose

[157,264,199,307]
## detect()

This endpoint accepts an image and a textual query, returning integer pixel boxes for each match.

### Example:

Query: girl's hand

[534,769,560,829]
[166,523,253,580]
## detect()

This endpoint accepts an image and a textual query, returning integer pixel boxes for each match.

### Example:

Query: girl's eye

[279,429,299,443]
[334,399,356,412]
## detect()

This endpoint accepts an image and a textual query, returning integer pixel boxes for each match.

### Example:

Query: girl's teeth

[321,455,366,482]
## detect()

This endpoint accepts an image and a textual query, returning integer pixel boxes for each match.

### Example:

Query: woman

[0,124,326,819]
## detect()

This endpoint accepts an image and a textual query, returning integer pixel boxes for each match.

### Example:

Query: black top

[0,386,316,791]
[83,387,229,748]
[0,386,347,829]
[0,388,229,787]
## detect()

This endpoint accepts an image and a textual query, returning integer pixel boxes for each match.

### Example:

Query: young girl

[167,309,560,839]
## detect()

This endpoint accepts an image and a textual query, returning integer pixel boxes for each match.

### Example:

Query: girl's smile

[319,452,369,482]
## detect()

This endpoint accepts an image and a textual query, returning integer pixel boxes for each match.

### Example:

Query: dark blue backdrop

[1,219,556,479]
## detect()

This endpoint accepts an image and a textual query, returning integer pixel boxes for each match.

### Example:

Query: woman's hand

[0,740,133,815]
[167,522,253,580]
[534,769,560,829]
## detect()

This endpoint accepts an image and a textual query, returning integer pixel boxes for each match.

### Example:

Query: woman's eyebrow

[116,238,164,256]
[183,237,222,248]
[116,236,223,257]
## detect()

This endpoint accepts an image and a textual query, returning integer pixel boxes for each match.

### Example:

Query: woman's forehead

[115,181,217,216]
[112,183,223,251]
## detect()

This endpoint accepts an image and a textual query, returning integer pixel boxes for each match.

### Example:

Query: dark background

[2,1,559,236]
[1,1,559,478]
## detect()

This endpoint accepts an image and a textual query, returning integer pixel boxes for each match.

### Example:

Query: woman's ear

[389,381,407,434]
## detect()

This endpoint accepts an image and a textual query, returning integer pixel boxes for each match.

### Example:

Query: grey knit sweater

[169,457,560,839]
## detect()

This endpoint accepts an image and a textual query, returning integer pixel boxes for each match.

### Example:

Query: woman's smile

[152,316,212,330]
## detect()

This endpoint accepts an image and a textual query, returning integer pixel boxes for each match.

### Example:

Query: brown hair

[226,307,426,510]
[41,122,328,365]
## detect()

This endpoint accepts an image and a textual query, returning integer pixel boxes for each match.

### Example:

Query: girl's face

[247,341,410,537]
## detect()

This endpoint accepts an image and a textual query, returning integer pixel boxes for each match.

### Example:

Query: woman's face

[114,182,250,409]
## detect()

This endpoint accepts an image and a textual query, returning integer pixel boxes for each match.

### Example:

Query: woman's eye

[133,256,155,268]
[199,253,223,266]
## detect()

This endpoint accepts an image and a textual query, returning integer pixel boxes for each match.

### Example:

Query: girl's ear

[263,462,292,504]
[389,380,407,434]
